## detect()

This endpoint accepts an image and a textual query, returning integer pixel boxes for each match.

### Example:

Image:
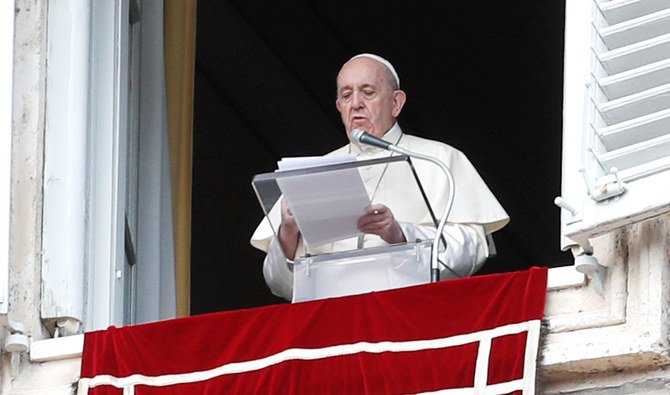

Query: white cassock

[250,123,510,301]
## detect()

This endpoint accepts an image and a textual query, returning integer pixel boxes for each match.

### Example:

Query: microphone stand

[387,146,455,282]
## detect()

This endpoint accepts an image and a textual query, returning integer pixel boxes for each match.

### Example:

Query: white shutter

[559,0,670,248]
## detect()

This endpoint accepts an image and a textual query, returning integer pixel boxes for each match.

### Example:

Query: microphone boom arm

[388,145,455,283]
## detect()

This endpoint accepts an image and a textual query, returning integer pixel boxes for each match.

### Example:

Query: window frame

[41,0,176,332]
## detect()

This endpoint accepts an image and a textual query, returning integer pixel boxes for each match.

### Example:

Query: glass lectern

[252,155,442,302]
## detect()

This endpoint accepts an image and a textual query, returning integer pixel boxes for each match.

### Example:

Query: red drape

[79,267,547,394]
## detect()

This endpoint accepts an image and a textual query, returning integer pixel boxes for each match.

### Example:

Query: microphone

[350,129,393,150]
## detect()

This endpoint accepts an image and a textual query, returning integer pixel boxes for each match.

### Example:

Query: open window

[41,0,176,333]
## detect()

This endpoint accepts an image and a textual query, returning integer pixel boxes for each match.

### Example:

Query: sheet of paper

[276,155,369,246]
[277,155,357,171]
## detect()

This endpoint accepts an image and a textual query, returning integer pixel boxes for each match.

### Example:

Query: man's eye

[364,90,375,97]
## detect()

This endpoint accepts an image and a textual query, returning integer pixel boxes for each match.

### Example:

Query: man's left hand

[357,204,406,244]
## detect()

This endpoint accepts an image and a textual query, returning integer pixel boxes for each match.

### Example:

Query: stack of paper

[276,155,369,246]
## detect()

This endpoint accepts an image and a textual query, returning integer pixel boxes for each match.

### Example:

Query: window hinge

[581,167,627,202]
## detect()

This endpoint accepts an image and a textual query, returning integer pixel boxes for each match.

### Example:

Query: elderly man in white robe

[251,53,509,302]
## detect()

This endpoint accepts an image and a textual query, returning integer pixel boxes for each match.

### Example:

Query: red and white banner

[79,267,547,394]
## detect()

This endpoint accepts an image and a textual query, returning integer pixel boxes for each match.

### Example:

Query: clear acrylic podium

[252,155,441,302]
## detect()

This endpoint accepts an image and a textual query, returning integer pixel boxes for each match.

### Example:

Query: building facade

[3,0,670,393]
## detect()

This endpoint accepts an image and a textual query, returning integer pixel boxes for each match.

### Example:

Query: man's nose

[351,92,365,108]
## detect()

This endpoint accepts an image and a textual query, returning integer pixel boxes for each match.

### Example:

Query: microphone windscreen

[350,129,366,144]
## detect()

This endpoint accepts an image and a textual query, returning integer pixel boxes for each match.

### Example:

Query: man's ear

[335,98,343,113]
[392,90,407,117]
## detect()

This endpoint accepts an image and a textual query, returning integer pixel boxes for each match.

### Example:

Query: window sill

[30,333,84,363]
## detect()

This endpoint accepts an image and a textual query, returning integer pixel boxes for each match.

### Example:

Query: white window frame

[42,0,132,331]
[42,0,175,333]
[85,0,131,330]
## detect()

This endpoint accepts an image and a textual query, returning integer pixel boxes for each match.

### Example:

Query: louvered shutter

[559,0,670,248]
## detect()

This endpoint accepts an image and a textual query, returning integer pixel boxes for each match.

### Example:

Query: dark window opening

[191,1,570,314]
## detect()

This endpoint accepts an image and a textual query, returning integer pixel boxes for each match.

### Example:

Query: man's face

[336,58,403,138]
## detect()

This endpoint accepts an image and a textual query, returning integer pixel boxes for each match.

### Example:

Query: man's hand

[278,199,300,260]
[357,204,406,244]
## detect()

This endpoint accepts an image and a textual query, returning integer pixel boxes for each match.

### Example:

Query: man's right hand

[278,199,300,260]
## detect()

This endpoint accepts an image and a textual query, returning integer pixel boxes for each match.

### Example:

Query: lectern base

[292,241,432,303]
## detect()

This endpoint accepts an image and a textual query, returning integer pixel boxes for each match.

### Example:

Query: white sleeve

[398,222,489,279]
[262,237,294,301]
